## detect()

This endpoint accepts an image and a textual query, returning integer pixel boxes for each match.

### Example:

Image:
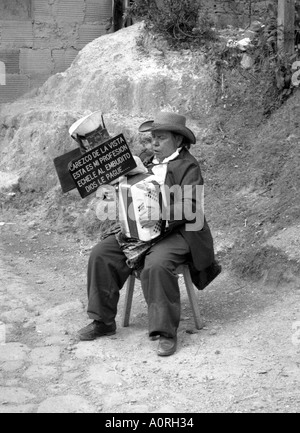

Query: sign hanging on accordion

[118,173,165,242]
[68,133,137,198]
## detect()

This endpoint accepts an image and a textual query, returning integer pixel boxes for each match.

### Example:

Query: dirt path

[0,221,300,413]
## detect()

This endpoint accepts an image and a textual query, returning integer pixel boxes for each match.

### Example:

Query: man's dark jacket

[146,147,221,290]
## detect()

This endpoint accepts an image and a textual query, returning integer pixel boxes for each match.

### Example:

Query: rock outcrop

[0,23,217,193]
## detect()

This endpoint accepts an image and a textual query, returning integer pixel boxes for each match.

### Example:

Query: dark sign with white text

[68,134,136,198]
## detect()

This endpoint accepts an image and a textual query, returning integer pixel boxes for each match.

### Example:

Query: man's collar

[152,147,183,165]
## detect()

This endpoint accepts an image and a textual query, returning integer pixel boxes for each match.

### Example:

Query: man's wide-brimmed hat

[138,111,196,144]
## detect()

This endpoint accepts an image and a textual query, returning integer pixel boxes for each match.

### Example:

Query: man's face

[151,130,181,162]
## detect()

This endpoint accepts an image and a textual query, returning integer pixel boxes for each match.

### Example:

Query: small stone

[36,280,44,285]
[37,395,95,413]
[28,221,37,228]
[152,48,164,57]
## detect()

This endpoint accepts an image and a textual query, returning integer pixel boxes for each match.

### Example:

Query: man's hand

[139,204,161,228]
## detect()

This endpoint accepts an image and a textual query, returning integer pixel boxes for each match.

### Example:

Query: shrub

[128,0,217,48]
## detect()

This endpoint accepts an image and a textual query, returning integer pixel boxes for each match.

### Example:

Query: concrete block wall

[0,0,113,103]
[203,0,272,27]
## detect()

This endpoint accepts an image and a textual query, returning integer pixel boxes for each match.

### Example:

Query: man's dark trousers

[87,232,190,338]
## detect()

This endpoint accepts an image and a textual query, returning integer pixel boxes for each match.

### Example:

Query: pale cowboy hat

[138,111,196,144]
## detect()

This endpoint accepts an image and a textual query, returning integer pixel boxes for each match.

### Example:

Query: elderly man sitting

[78,111,220,356]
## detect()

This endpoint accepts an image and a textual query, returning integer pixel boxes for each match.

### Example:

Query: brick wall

[0,0,113,103]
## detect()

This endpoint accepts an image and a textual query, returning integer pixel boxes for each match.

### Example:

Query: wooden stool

[122,264,204,330]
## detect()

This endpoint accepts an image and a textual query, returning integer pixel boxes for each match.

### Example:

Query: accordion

[118,173,165,242]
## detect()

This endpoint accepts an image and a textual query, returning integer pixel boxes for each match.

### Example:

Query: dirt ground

[1,215,300,414]
[1,19,300,415]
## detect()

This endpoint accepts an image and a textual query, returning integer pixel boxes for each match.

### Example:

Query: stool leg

[183,267,204,330]
[122,274,135,327]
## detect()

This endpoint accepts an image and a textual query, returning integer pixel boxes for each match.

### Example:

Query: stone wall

[0,0,113,103]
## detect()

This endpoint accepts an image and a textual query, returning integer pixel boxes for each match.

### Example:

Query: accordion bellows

[119,173,164,242]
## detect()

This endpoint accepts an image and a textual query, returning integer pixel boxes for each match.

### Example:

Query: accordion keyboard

[119,174,164,241]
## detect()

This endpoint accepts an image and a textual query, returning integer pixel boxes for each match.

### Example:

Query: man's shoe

[78,320,116,341]
[157,336,177,356]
